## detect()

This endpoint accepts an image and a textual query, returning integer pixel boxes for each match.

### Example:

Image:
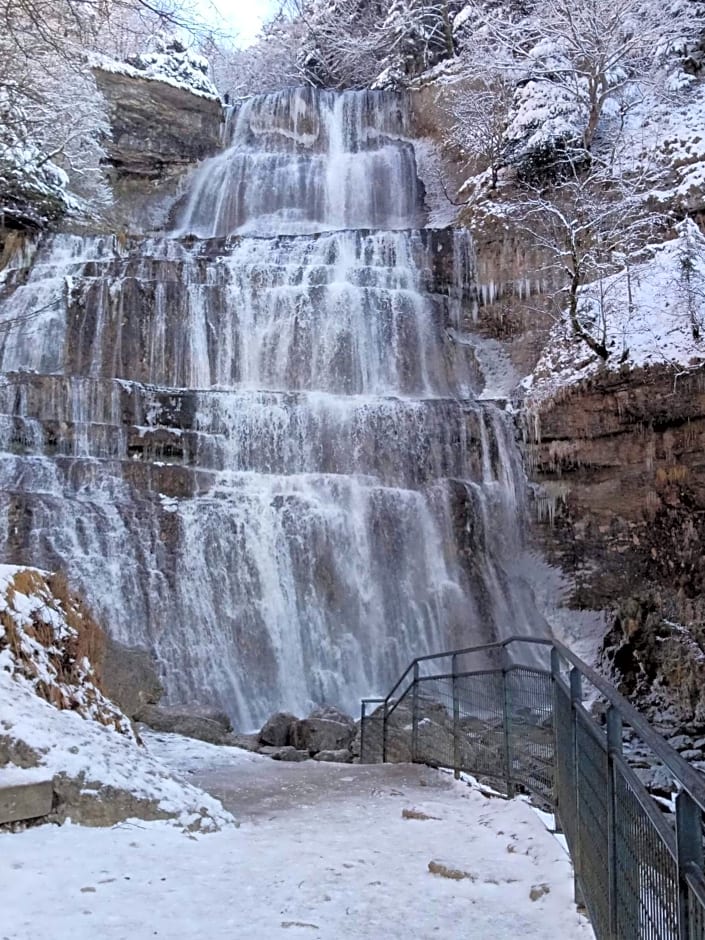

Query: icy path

[2,734,594,940]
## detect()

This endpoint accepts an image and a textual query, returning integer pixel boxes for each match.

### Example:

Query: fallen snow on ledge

[2,734,594,940]
[92,50,220,102]
[524,223,705,406]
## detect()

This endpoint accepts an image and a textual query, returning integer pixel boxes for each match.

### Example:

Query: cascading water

[0,87,547,727]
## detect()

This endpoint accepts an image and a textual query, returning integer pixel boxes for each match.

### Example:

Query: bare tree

[676,217,705,341]
[0,0,219,225]
[512,161,665,360]
[459,0,704,153]
[443,70,514,189]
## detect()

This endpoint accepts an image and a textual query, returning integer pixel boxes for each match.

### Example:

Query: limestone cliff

[92,67,223,229]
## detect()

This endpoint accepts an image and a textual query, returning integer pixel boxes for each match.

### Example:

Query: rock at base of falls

[136,704,233,745]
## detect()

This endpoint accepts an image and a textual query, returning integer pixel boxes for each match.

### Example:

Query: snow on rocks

[92,35,219,102]
[0,565,132,737]
[0,564,233,830]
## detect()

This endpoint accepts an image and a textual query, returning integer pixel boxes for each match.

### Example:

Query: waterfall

[0,87,547,728]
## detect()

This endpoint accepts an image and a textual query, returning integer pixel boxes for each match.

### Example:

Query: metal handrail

[360,634,705,940]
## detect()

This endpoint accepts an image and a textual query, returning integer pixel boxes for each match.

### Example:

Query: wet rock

[668,734,694,751]
[227,732,262,752]
[313,749,353,763]
[634,765,674,798]
[263,746,310,762]
[259,712,298,748]
[307,706,356,727]
[135,705,229,745]
[292,718,356,754]
[101,637,163,720]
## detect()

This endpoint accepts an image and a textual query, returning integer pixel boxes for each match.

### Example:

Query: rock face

[92,67,222,229]
[525,364,705,721]
[525,365,705,617]
[600,597,705,725]
[93,68,222,181]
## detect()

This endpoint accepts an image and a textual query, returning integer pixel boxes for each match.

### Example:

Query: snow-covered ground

[2,732,593,940]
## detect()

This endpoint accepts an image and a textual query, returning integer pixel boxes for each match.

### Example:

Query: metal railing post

[677,790,704,940]
[360,700,366,764]
[550,648,561,813]
[606,705,623,938]
[382,698,388,763]
[502,646,514,798]
[570,666,585,908]
[411,661,420,763]
[452,653,460,779]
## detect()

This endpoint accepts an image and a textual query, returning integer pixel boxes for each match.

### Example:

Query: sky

[196,0,282,46]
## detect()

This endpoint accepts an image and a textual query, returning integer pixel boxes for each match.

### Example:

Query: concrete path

[191,759,452,821]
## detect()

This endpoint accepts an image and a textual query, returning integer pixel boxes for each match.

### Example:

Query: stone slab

[0,778,54,824]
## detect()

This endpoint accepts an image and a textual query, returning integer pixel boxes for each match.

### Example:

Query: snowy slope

[0,564,233,830]
[524,223,705,405]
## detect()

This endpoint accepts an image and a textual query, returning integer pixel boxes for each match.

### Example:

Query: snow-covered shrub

[125,34,219,99]
[0,91,76,228]
[503,77,587,180]
[377,1,460,82]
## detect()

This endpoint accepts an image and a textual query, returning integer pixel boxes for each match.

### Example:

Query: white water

[0,88,547,727]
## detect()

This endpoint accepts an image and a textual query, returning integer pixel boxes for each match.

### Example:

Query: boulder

[135,704,229,745]
[259,711,298,747]
[101,637,163,720]
[307,705,356,727]
[292,717,356,754]
[175,704,231,732]
[261,746,310,762]
[667,734,693,751]
[312,749,353,763]
[227,732,262,752]
[49,773,170,827]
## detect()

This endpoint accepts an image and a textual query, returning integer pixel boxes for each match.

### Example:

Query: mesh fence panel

[614,764,679,940]
[360,646,705,940]
[360,706,385,764]
[575,712,610,938]
[506,667,554,802]
[453,671,507,784]
[687,874,705,940]
[414,678,455,769]
[554,678,577,851]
